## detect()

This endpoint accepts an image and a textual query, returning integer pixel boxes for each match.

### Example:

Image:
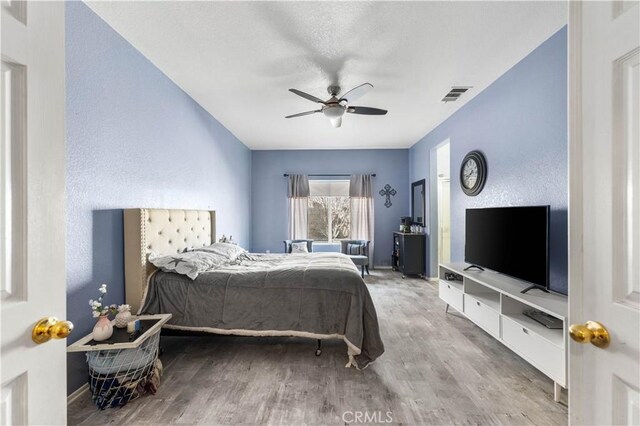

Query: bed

[123,208,384,369]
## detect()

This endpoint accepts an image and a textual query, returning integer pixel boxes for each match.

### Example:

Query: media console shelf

[438,262,568,402]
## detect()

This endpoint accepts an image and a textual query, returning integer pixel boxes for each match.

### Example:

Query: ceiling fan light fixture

[286,83,386,127]
[322,105,345,119]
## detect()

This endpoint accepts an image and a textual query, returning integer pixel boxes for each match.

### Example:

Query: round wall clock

[460,150,487,196]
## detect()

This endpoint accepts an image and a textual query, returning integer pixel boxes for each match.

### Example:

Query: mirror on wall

[411,179,426,226]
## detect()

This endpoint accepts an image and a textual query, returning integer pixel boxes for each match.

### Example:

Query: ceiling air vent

[442,86,472,103]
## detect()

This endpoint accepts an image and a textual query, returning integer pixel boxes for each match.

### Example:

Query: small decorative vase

[114,310,132,329]
[92,315,113,341]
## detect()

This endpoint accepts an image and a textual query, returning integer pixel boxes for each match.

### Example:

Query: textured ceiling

[86,1,566,150]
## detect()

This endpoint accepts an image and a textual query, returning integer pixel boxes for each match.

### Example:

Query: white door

[569,1,640,424]
[1,1,67,425]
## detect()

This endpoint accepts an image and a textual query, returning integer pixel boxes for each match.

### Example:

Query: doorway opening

[430,139,451,270]
[436,142,451,265]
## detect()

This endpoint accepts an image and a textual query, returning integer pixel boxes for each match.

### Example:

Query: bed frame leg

[315,339,322,356]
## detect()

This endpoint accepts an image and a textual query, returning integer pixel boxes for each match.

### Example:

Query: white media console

[438,263,568,402]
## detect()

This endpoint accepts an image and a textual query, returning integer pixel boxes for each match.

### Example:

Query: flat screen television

[465,206,550,293]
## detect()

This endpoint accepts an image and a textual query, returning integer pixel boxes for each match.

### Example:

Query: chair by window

[283,239,314,253]
[340,240,370,278]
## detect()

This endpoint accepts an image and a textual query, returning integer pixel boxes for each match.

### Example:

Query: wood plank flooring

[68,270,568,425]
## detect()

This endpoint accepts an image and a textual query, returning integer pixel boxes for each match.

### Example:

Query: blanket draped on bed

[140,252,384,369]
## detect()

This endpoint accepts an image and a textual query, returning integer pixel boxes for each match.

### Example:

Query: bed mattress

[140,252,384,369]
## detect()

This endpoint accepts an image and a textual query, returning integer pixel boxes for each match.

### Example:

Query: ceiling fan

[285,83,387,128]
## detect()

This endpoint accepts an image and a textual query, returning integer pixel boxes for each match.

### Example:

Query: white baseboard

[67,383,89,405]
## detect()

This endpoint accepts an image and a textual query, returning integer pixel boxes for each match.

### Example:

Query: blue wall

[409,27,568,294]
[66,2,251,394]
[251,150,409,266]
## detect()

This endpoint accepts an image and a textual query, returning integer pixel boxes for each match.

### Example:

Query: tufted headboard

[123,208,216,313]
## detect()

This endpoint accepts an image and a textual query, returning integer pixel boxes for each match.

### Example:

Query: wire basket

[87,332,160,409]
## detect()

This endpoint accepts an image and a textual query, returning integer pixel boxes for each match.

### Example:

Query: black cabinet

[392,232,426,277]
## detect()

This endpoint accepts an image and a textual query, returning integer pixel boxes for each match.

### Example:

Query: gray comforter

[140,252,384,368]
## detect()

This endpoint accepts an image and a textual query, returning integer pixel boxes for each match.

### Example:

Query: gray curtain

[349,174,375,267]
[287,175,309,239]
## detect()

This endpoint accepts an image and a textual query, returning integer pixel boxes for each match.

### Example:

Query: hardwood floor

[68,270,568,425]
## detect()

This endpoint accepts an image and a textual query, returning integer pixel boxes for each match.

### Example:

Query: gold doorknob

[32,317,74,344]
[569,321,610,348]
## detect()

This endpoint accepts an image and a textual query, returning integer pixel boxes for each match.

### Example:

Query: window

[308,180,350,243]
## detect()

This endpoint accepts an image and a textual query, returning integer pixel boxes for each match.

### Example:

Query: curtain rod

[283,173,376,177]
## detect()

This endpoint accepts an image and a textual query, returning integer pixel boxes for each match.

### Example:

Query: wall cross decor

[379,184,397,208]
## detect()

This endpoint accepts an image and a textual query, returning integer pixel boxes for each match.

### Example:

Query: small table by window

[67,313,171,409]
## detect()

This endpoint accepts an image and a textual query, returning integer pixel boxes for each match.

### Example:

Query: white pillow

[190,242,247,261]
[149,251,228,280]
[291,242,309,253]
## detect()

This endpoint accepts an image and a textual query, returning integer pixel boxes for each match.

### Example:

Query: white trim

[568,1,583,423]
[67,383,89,405]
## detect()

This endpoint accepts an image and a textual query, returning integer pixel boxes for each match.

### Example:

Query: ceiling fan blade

[339,83,373,103]
[347,106,388,115]
[330,117,342,128]
[289,89,326,104]
[285,110,322,119]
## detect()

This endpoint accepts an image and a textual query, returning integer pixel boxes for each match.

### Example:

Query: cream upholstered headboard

[123,208,216,312]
